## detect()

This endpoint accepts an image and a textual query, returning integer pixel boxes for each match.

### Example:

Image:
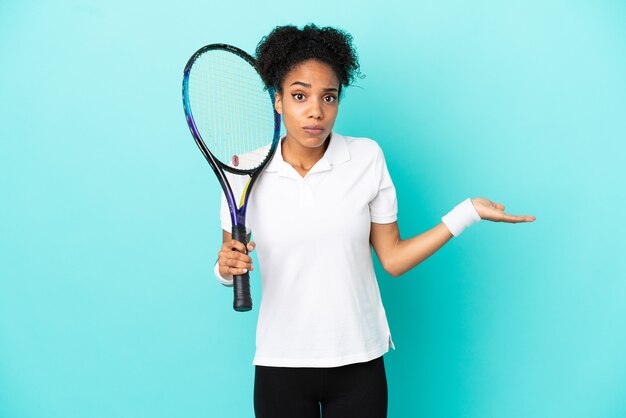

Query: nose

[308,99,323,119]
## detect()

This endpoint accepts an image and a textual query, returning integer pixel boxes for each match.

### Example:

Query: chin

[300,135,329,148]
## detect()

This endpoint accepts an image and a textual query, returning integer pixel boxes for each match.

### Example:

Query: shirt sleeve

[369,145,398,224]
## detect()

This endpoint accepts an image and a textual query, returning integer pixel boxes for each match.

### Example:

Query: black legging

[254,356,388,418]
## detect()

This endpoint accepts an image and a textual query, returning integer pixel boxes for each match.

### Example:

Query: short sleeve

[369,145,398,224]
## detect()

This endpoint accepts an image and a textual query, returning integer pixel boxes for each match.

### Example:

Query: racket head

[182,43,281,177]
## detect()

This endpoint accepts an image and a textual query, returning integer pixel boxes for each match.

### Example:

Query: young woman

[214,24,535,418]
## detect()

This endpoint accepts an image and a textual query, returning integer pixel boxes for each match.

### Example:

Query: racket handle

[232,225,252,312]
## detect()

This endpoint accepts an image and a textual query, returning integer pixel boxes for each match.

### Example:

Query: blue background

[1,1,625,417]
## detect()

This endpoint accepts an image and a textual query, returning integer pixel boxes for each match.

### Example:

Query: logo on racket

[232,155,240,167]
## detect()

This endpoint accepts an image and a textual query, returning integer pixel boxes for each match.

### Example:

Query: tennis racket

[182,44,281,312]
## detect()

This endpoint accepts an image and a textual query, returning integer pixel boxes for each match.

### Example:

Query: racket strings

[187,50,276,171]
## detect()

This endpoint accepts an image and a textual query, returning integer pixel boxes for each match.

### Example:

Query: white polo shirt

[219,131,398,368]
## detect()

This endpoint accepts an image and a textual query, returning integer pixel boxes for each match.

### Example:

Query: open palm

[472,197,536,223]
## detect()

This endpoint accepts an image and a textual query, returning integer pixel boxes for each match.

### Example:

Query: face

[274,59,340,150]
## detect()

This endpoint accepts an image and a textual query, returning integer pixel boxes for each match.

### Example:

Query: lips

[302,125,324,135]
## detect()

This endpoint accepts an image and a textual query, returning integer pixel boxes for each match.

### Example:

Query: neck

[282,133,331,170]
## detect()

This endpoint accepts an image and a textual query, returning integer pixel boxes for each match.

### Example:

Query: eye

[324,95,337,103]
[292,93,305,101]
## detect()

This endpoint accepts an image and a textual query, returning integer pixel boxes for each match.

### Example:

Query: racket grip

[232,225,252,312]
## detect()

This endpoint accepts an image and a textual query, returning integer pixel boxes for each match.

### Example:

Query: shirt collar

[264,131,350,175]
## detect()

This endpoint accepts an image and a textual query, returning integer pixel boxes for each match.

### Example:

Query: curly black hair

[254,23,363,96]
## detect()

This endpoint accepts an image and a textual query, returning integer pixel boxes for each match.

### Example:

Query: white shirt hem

[252,340,394,368]
[371,215,398,224]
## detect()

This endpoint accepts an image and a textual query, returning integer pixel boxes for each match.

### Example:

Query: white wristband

[441,198,481,237]
[214,260,234,287]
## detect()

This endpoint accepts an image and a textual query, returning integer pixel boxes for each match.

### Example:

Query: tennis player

[215,23,536,418]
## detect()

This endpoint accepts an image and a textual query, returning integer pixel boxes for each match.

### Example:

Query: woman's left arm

[370,197,536,277]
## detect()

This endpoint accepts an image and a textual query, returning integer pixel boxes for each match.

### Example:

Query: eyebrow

[289,81,339,92]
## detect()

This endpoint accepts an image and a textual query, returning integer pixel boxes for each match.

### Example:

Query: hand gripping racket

[182,44,281,312]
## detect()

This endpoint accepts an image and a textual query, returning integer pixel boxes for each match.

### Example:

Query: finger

[229,239,247,253]
[218,259,244,276]
[226,257,253,274]
[231,251,254,268]
[224,257,253,271]
[219,249,250,262]
[502,213,536,223]
[247,242,256,252]
[227,250,253,263]
[228,265,249,275]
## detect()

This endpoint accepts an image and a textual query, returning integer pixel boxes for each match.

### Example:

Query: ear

[274,91,283,115]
